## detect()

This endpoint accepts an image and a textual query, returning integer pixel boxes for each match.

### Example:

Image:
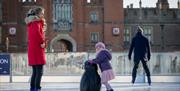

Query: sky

[124,0,179,8]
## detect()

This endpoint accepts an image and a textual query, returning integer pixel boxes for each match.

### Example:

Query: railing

[9,52,180,76]
[11,52,87,76]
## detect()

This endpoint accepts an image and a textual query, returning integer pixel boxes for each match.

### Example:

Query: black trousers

[132,59,151,83]
[30,65,43,89]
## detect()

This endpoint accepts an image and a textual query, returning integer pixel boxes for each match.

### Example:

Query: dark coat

[80,61,101,91]
[128,32,151,61]
[92,50,112,72]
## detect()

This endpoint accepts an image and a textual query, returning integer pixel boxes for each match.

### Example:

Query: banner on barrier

[0,54,10,75]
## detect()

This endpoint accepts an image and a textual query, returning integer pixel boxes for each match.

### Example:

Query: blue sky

[124,0,179,8]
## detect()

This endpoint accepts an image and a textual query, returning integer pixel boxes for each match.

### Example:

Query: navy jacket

[92,50,112,72]
[128,32,151,61]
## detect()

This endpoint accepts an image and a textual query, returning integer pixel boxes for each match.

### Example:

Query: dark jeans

[30,65,43,89]
[132,59,151,83]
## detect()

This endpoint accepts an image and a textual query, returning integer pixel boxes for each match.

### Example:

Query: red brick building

[0,0,52,52]
[0,0,124,52]
[0,0,180,53]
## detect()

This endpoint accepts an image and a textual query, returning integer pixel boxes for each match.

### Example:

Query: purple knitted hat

[95,42,105,49]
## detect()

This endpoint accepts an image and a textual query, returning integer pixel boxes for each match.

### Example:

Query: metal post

[6,37,12,83]
[9,53,12,83]
[6,37,9,53]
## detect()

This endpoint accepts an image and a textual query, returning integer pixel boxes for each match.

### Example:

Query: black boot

[107,89,114,91]
[30,89,37,91]
[147,76,151,86]
[131,77,136,84]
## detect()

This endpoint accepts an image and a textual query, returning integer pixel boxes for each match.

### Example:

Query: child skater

[89,42,115,91]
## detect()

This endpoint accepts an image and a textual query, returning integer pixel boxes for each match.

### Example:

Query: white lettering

[0,59,8,64]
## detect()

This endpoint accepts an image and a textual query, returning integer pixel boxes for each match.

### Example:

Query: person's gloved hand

[88,59,93,64]
[148,55,151,61]
[128,55,131,61]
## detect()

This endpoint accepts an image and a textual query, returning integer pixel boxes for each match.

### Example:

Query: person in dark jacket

[89,42,115,91]
[128,26,151,85]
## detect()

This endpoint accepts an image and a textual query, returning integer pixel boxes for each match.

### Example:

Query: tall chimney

[139,0,142,8]
[130,4,133,8]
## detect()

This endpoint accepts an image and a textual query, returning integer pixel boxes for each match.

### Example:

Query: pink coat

[26,16,46,66]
